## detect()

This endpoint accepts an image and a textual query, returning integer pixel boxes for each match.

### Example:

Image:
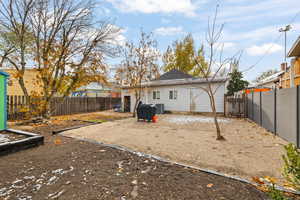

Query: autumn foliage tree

[163,34,208,77]
[0,0,35,101]
[115,31,160,117]
[0,0,120,118]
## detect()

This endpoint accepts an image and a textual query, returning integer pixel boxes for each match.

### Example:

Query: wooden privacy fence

[224,94,246,118]
[8,96,121,120]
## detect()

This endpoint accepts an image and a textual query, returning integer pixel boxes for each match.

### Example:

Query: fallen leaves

[252,177,265,185]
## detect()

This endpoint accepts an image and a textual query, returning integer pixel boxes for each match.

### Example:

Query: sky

[95,0,300,81]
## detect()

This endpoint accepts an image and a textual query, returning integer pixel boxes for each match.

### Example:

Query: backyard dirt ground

[0,111,274,200]
[63,114,289,185]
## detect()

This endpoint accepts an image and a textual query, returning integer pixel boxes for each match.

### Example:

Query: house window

[169,90,177,100]
[153,91,160,100]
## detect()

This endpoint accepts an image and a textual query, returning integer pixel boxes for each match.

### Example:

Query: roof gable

[288,36,300,57]
[157,69,193,80]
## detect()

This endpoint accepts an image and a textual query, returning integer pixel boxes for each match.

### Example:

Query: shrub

[282,144,300,191]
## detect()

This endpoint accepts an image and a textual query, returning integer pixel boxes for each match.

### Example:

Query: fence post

[244,94,247,118]
[252,92,254,120]
[297,85,299,148]
[274,88,277,136]
[260,91,262,126]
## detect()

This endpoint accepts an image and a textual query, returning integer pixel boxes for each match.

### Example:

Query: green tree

[226,61,248,96]
[162,34,208,77]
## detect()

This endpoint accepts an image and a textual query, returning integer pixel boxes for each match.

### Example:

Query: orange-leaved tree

[0,0,120,118]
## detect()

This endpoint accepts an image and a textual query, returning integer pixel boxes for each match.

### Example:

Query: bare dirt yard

[0,111,274,200]
[63,114,289,185]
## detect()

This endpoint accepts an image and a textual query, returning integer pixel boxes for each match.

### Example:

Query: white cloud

[246,43,283,56]
[154,26,185,36]
[217,0,300,23]
[216,42,236,50]
[223,25,280,42]
[110,26,127,46]
[222,22,300,43]
[106,0,201,17]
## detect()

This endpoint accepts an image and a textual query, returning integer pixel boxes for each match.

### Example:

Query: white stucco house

[121,69,228,113]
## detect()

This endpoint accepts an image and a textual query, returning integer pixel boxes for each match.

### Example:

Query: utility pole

[279,25,294,87]
[279,25,292,63]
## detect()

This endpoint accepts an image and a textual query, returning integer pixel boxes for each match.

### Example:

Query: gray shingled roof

[157,69,194,80]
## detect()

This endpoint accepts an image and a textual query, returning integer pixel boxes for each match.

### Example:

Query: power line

[242,34,282,73]
[289,10,300,24]
[242,10,300,73]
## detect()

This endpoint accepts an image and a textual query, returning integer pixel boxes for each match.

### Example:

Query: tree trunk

[209,90,225,141]
[41,98,51,119]
[132,97,140,118]
[18,77,33,113]
[18,77,30,101]
[133,88,142,118]
[133,102,137,117]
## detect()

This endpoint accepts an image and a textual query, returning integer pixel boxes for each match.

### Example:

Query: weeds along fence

[7,96,121,120]
[245,86,300,148]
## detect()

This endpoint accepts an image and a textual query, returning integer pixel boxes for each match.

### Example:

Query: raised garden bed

[0,129,44,156]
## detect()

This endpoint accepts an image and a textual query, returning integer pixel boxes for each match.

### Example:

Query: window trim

[169,89,177,100]
[153,90,160,100]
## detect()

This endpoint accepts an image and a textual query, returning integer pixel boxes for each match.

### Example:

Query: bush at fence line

[16,92,49,120]
[282,143,300,191]
[17,101,47,120]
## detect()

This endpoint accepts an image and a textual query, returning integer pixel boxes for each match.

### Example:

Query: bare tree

[0,0,120,118]
[115,31,160,117]
[194,6,234,140]
[29,0,120,117]
[0,0,35,103]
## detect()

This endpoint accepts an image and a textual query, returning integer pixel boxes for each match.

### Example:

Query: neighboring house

[4,69,43,96]
[72,82,121,97]
[250,36,300,89]
[121,69,227,113]
[281,36,300,88]
[251,71,284,89]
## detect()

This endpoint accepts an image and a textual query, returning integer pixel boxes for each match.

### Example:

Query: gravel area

[63,114,289,185]
[166,115,231,124]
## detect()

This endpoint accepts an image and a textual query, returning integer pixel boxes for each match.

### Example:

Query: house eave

[288,36,300,57]
[121,77,228,89]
